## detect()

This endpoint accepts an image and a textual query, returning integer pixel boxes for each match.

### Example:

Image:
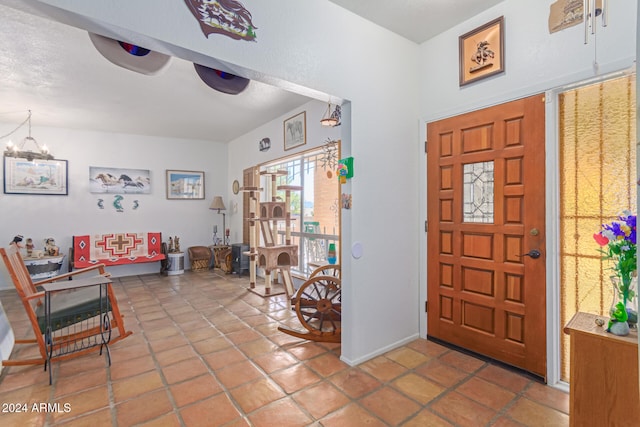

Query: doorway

[426,94,547,378]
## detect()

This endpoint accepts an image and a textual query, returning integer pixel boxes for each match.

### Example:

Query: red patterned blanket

[72,232,165,269]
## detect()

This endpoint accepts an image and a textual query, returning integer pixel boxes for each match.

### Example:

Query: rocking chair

[0,245,132,382]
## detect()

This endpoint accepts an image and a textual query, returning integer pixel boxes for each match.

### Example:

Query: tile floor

[0,271,569,426]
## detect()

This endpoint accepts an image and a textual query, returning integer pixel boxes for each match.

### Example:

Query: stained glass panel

[463,161,494,223]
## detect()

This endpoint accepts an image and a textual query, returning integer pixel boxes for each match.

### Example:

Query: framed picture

[166,170,205,200]
[459,16,504,86]
[284,111,306,151]
[89,166,151,194]
[3,157,68,195]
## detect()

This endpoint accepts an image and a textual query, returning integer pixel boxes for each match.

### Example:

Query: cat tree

[242,170,301,297]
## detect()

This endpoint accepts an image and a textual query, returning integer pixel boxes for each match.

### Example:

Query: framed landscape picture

[3,157,68,195]
[166,170,205,200]
[284,111,306,151]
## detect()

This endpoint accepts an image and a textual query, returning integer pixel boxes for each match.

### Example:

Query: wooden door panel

[427,94,546,378]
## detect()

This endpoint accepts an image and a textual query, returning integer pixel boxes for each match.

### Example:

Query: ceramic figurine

[25,238,34,257]
[44,238,59,256]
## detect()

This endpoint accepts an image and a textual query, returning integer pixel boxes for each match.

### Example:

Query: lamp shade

[210,196,226,211]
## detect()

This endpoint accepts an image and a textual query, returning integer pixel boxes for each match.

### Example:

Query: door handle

[519,249,541,259]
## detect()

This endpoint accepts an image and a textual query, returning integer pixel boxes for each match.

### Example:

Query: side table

[166,252,184,275]
[23,255,65,280]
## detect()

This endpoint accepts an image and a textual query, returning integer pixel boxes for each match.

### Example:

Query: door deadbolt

[530,228,539,236]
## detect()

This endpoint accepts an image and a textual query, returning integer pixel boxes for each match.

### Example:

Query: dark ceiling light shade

[88,32,171,75]
[193,63,250,95]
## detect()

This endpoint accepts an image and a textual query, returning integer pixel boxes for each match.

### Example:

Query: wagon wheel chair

[278,264,341,343]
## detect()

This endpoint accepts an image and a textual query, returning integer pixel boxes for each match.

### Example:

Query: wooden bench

[70,232,165,270]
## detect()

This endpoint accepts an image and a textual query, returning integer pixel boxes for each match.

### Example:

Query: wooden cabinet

[564,312,639,426]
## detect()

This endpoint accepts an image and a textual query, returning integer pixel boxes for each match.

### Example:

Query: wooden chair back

[1,245,42,308]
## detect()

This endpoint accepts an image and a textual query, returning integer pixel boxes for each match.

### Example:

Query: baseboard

[339,333,420,366]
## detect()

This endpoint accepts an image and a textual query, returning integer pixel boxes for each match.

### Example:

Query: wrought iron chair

[0,245,132,381]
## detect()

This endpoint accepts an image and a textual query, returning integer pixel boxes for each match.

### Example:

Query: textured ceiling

[0,1,505,142]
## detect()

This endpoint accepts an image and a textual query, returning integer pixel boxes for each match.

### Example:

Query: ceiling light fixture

[3,110,53,161]
[320,102,341,127]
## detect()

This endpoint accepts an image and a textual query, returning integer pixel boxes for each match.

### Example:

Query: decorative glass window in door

[463,161,494,223]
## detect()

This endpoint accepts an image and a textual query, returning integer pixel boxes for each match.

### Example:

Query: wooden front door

[427,94,546,378]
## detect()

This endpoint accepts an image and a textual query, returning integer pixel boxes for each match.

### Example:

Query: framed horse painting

[459,16,504,86]
[284,111,306,151]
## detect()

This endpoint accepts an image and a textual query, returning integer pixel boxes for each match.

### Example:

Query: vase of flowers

[593,211,637,335]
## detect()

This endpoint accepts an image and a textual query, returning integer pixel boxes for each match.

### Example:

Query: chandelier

[3,110,53,161]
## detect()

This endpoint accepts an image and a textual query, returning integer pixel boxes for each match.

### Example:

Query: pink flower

[593,233,609,247]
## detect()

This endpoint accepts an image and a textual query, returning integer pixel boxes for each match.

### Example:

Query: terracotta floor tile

[320,402,388,427]
[115,389,174,426]
[54,408,113,427]
[225,328,263,345]
[456,376,516,410]
[180,394,242,427]
[431,391,497,427]
[0,409,47,427]
[304,352,348,377]
[476,363,533,393]
[252,349,299,374]
[0,273,569,427]
[109,354,157,381]
[439,350,487,373]
[112,370,164,402]
[293,381,350,419]
[490,416,529,427]
[329,368,382,399]
[359,356,407,382]
[507,397,570,427]
[248,397,313,427]
[359,386,421,425]
[407,339,450,357]
[230,378,286,413]
[108,341,150,360]
[523,382,570,414]
[203,347,247,370]
[285,342,328,360]
[415,358,470,387]
[162,356,209,384]
[54,367,107,398]
[154,345,197,367]
[392,373,445,404]
[270,364,322,394]
[51,385,110,424]
[216,360,264,389]
[136,412,182,427]
[169,374,223,407]
[402,408,455,427]
[236,337,278,358]
[148,334,190,353]
[385,346,431,369]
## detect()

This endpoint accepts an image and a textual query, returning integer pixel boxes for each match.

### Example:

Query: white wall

[226,99,343,244]
[419,0,637,121]
[20,0,423,365]
[0,124,227,289]
[417,0,637,383]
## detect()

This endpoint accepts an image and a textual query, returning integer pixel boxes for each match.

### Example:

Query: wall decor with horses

[89,166,151,194]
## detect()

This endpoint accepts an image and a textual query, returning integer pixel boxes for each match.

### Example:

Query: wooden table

[564,312,639,426]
